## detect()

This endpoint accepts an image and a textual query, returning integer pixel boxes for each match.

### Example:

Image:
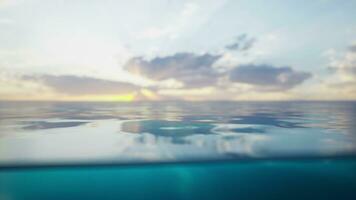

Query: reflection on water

[0,101,355,166]
[122,120,215,137]
[22,121,89,130]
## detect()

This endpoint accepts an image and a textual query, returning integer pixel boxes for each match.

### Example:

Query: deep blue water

[0,101,356,199]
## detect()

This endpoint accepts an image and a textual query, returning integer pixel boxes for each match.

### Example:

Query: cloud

[329,43,356,77]
[136,2,199,40]
[229,64,312,91]
[225,34,256,52]
[323,42,356,94]
[0,18,13,25]
[23,75,139,95]
[0,0,22,8]
[124,53,222,88]
[349,44,356,52]
[123,51,311,92]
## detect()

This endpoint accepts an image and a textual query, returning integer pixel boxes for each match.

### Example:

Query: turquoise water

[0,101,356,199]
[1,159,356,200]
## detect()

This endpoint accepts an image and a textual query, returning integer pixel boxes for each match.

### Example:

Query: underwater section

[1,159,356,200]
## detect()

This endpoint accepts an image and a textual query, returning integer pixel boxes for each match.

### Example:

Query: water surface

[0,101,355,167]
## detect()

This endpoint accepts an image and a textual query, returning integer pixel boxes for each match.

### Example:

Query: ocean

[0,101,355,199]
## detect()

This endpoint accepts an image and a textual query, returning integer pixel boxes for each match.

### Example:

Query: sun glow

[111,94,136,102]
[88,93,135,102]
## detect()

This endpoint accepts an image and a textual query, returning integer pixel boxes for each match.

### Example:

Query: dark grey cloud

[124,52,311,91]
[349,44,356,52]
[229,64,312,90]
[23,75,138,95]
[124,53,222,88]
[225,34,256,52]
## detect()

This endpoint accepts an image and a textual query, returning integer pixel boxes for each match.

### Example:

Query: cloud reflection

[0,102,355,167]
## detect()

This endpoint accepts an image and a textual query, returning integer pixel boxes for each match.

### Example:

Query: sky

[0,0,356,101]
